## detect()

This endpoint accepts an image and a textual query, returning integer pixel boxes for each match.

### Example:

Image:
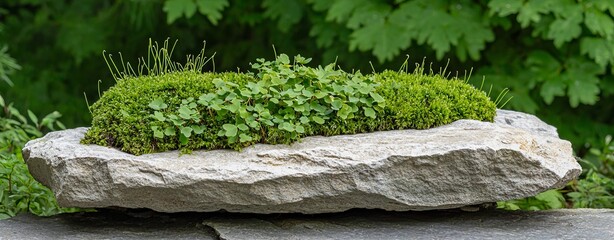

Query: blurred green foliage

[0,0,613,212]
[0,94,82,219]
[0,0,612,154]
[497,189,567,211]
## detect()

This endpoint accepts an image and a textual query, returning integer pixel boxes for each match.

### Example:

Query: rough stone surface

[1,209,613,240]
[494,109,559,138]
[0,210,216,240]
[204,209,614,240]
[23,110,581,214]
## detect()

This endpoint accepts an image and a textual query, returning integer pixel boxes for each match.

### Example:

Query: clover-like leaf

[180,126,193,138]
[299,116,310,124]
[331,99,343,109]
[239,133,253,143]
[237,124,249,131]
[369,92,385,103]
[279,122,295,132]
[152,111,166,121]
[311,116,325,124]
[151,126,164,139]
[247,119,260,129]
[364,107,376,118]
[192,125,206,134]
[337,104,352,119]
[224,103,240,113]
[277,54,290,65]
[314,91,328,99]
[295,125,305,133]
[164,127,176,136]
[223,124,238,137]
[149,98,168,110]
[302,89,314,98]
[198,93,216,105]
[262,119,275,126]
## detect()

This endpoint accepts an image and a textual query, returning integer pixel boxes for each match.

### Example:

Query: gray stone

[1,209,613,240]
[495,109,559,138]
[204,209,614,240]
[23,110,581,214]
[0,210,216,240]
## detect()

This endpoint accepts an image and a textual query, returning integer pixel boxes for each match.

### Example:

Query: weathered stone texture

[23,110,581,213]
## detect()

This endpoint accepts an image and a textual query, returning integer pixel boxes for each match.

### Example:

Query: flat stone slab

[1,209,613,240]
[23,110,581,213]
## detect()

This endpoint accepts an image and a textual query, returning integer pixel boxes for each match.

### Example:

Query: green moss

[82,69,496,155]
[82,71,253,155]
[375,70,496,129]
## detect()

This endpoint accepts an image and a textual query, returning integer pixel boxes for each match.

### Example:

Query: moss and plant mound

[82,42,497,155]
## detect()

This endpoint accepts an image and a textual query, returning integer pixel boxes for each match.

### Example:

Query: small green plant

[565,135,614,208]
[583,135,614,178]
[567,170,614,208]
[0,45,20,87]
[497,189,566,211]
[146,54,385,149]
[0,94,81,219]
[83,40,496,155]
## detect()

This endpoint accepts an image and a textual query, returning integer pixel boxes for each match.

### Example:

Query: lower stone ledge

[2,208,612,240]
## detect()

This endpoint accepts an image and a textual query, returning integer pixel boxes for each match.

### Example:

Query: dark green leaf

[27,110,38,125]
[179,134,189,145]
[563,58,602,107]
[540,79,566,104]
[580,37,614,68]
[163,0,197,24]
[262,0,303,32]
[584,8,614,38]
[547,15,583,48]
[195,0,229,25]
[487,0,523,17]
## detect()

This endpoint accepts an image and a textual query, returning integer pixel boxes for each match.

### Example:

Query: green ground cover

[82,46,496,155]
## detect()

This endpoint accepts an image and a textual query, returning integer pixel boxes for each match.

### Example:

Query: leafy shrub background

[1,0,611,152]
[0,94,82,219]
[0,0,612,211]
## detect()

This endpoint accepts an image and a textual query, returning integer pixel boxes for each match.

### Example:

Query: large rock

[23,110,581,214]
